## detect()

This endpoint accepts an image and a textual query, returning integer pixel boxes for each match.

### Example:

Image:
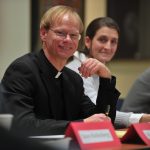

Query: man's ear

[40,27,48,42]
[85,36,91,49]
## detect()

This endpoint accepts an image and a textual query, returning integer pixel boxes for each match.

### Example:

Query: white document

[29,135,65,139]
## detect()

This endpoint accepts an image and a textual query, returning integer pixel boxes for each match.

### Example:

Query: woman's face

[85,26,119,64]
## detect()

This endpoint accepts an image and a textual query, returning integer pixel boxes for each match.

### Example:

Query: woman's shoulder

[74,51,87,61]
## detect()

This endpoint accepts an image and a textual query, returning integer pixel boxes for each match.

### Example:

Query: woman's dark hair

[81,17,120,55]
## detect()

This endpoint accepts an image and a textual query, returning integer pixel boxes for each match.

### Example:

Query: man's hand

[84,113,111,123]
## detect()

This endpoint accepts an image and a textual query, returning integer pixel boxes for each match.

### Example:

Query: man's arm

[1,60,69,136]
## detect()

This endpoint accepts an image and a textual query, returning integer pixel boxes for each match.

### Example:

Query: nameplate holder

[121,122,150,145]
[65,121,121,150]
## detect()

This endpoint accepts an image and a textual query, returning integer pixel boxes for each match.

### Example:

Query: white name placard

[143,130,150,140]
[78,129,113,144]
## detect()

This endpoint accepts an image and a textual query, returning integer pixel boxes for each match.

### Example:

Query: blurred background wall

[0,0,149,98]
[0,0,30,80]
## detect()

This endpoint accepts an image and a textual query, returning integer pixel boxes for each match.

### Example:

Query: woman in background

[67,17,150,128]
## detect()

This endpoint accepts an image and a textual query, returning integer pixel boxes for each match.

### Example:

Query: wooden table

[121,143,149,150]
[92,143,149,150]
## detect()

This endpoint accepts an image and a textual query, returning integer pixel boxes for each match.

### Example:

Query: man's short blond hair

[40,5,84,33]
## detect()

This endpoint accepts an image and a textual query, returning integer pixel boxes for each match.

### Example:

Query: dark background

[107,0,139,59]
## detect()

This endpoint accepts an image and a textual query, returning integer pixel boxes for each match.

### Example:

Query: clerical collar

[55,71,62,78]
[39,50,63,79]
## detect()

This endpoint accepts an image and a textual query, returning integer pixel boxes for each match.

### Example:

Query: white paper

[29,135,65,139]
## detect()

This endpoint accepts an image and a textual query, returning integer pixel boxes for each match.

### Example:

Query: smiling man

[0,6,120,136]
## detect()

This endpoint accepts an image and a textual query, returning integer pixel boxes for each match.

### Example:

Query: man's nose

[65,34,72,40]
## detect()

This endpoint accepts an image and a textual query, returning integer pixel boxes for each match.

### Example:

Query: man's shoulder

[9,52,38,67]
[136,67,150,83]
[142,67,150,77]
[13,51,36,62]
[4,52,39,76]
[64,66,80,76]
[64,66,82,80]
